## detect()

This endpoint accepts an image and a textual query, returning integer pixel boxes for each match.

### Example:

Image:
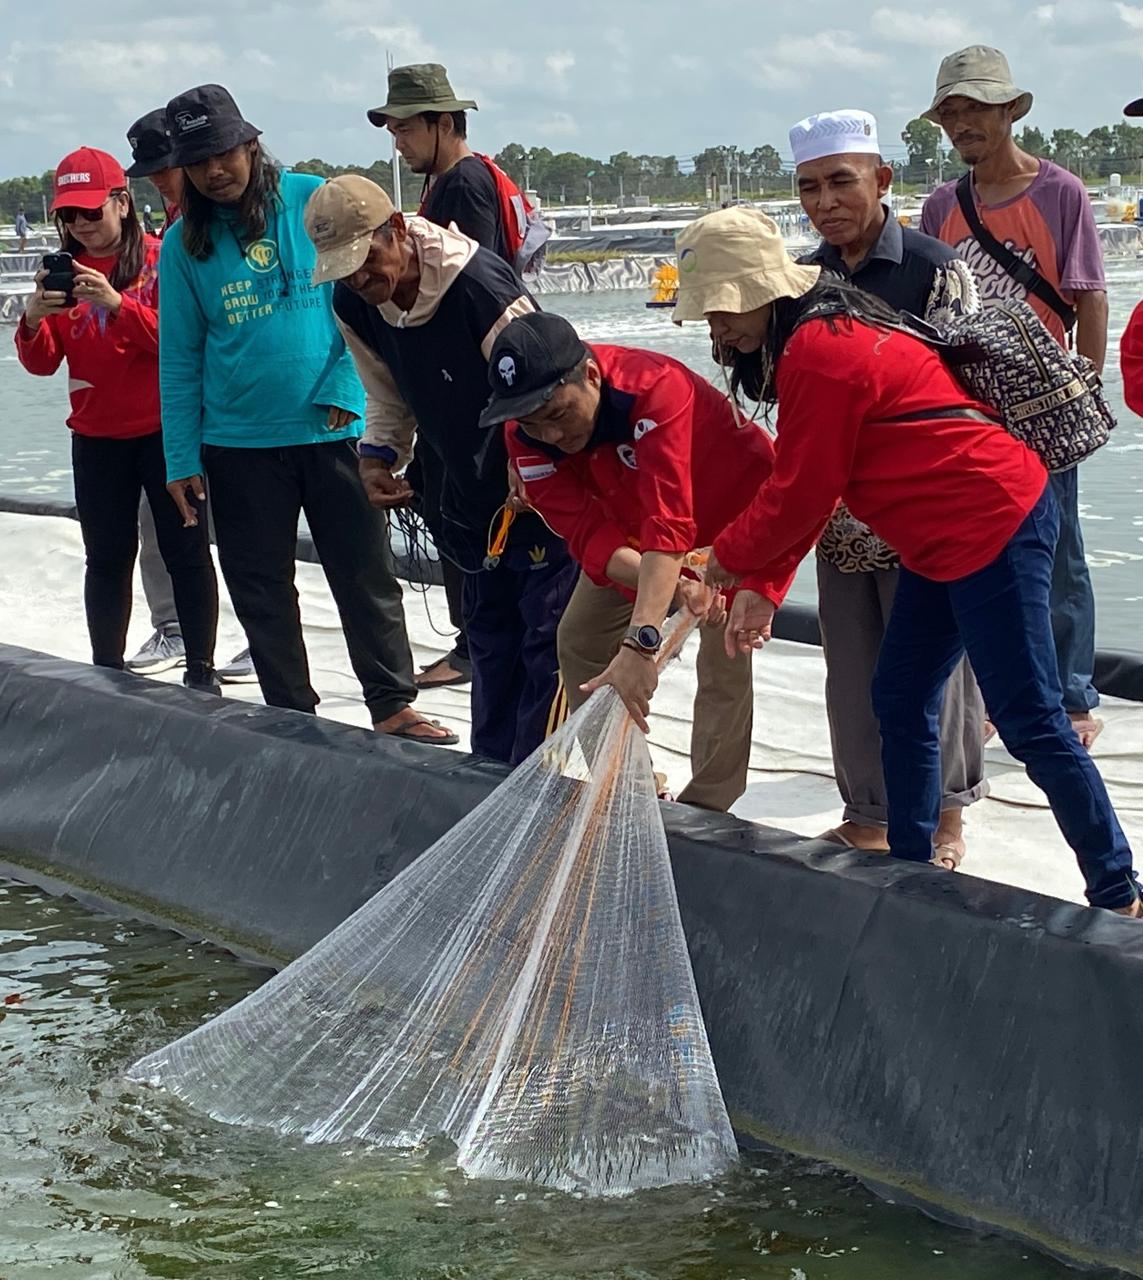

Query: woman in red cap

[14,147,219,689]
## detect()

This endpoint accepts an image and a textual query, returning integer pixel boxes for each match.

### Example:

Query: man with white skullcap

[789,108,986,871]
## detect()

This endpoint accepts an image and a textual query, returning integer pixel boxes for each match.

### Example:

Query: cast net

[127,612,736,1195]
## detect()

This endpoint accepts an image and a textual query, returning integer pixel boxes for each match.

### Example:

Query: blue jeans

[1049,467,1099,714]
[872,484,1137,909]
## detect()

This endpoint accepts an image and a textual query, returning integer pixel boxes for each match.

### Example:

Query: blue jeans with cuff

[1049,466,1099,715]
[872,483,1137,910]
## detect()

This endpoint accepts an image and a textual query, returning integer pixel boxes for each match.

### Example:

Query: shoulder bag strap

[955,174,1075,332]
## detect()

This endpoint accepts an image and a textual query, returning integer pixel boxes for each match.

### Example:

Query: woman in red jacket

[14,148,218,689]
[678,207,1139,916]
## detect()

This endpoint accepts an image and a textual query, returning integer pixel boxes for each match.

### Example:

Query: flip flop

[383,718,460,747]
[818,827,858,849]
[931,841,966,871]
[415,656,473,689]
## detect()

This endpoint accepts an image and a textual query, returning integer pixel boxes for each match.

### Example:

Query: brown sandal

[932,840,965,871]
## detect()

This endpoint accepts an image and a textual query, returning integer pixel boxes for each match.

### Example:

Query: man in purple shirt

[921,45,1108,749]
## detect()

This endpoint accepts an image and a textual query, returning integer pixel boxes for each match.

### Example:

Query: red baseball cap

[50,147,127,212]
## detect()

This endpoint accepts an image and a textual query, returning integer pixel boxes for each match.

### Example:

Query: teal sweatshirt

[159,171,365,481]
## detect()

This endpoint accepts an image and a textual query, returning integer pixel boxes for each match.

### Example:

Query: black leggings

[71,432,218,669]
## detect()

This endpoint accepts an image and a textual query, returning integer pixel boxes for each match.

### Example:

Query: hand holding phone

[41,252,75,304]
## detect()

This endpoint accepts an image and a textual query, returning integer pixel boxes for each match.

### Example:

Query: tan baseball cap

[672,207,819,323]
[304,175,396,285]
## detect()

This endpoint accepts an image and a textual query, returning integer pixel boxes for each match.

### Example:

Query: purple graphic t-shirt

[921,159,1105,346]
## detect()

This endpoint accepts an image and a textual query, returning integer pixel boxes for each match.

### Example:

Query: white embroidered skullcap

[789,109,880,167]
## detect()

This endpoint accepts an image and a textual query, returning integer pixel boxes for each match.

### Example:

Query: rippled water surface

[0,878,1100,1279]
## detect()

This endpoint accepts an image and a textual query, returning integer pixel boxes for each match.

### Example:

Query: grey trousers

[138,492,178,632]
[817,557,988,827]
[557,572,754,813]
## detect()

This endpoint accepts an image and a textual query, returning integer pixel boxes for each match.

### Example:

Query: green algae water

[0,878,1110,1279]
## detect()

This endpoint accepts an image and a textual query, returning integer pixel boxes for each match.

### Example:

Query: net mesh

[127,613,736,1195]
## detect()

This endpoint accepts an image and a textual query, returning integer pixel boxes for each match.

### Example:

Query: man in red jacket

[483,312,786,812]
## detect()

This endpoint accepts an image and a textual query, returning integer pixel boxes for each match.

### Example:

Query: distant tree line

[7,121,1143,221]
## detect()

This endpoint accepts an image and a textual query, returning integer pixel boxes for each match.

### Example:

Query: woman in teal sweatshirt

[159,83,455,744]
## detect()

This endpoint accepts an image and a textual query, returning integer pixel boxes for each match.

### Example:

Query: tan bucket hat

[304,175,396,285]
[672,208,820,323]
[923,45,1033,123]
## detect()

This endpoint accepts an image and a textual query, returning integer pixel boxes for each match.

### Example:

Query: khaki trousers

[556,571,754,812]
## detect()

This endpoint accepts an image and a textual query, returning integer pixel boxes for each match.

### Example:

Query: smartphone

[41,252,75,303]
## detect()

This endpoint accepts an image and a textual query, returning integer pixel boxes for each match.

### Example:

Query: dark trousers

[441,558,470,664]
[872,484,1137,909]
[461,536,578,765]
[1049,466,1099,713]
[203,440,416,723]
[71,432,217,669]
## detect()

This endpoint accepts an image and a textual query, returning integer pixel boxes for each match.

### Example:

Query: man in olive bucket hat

[368,63,540,692]
[920,47,1109,751]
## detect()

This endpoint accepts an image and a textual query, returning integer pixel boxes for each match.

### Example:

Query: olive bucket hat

[367,63,477,127]
[672,208,820,324]
[922,45,1033,123]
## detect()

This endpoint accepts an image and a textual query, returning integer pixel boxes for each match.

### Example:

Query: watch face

[636,625,662,650]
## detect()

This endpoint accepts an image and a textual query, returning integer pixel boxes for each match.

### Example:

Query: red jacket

[14,236,161,439]
[714,317,1048,585]
[1121,299,1143,418]
[505,343,790,602]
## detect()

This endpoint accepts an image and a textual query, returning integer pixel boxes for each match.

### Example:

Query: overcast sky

[2,0,1142,179]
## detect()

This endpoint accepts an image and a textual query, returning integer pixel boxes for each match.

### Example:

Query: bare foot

[373,707,458,742]
[819,821,890,852]
[1068,712,1104,751]
[1111,897,1143,919]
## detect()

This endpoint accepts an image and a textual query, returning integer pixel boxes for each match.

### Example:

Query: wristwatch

[621,623,663,657]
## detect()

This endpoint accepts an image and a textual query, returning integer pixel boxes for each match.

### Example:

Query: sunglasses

[58,192,123,224]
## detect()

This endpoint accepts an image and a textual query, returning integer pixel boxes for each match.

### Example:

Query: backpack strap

[955,173,1076,333]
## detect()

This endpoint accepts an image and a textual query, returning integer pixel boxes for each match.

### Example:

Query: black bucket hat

[368,63,477,127]
[166,84,261,168]
[125,109,175,178]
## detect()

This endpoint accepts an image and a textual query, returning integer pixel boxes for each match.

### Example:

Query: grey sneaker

[126,628,186,674]
[217,646,258,684]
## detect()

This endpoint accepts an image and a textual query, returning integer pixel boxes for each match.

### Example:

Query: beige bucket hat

[922,45,1033,123]
[672,207,820,323]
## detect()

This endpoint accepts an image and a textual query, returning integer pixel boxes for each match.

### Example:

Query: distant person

[676,208,1140,917]
[142,204,157,235]
[14,205,30,252]
[489,312,788,812]
[368,63,545,692]
[787,108,985,870]
[123,108,254,683]
[160,86,454,744]
[14,147,219,690]
[920,46,1108,750]
[305,175,574,765]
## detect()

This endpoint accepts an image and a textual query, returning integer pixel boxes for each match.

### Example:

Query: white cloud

[670,54,704,73]
[1117,2,1143,28]
[532,112,578,139]
[1034,4,1056,19]
[870,8,973,46]
[545,51,575,82]
[749,32,884,90]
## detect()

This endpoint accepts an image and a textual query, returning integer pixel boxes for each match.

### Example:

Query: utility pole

[735,151,741,203]
[937,145,944,185]
[387,51,402,211]
[523,151,532,192]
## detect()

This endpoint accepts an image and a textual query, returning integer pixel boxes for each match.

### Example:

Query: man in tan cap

[921,46,1108,750]
[304,175,576,766]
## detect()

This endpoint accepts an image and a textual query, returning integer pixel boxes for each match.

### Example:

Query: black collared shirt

[804,207,958,318]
